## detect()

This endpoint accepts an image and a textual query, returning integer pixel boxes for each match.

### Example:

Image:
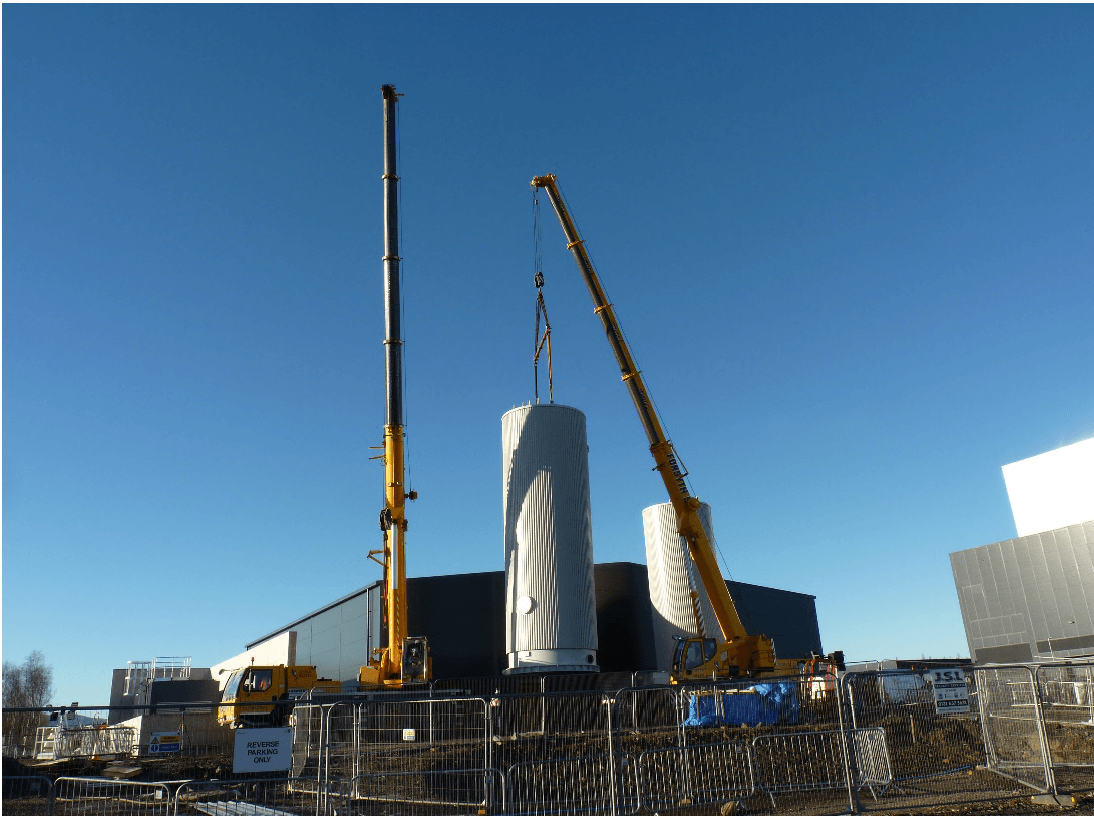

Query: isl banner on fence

[930,668,970,714]
[233,727,292,773]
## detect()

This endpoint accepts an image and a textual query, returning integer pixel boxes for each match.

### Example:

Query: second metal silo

[643,501,719,671]
[502,403,599,673]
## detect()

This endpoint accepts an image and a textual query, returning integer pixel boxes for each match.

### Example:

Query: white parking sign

[233,727,293,774]
[930,668,969,715]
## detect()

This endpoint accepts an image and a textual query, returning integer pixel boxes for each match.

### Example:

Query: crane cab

[672,636,739,683]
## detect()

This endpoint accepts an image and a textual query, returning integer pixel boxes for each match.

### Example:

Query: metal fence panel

[637,740,754,811]
[54,778,175,816]
[845,671,984,782]
[1036,662,1094,794]
[976,666,1053,793]
[2,776,54,816]
[490,691,614,771]
[751,729,852,795]
[610,686,682,766]
[505,753,638,816]
[174,778,325,816]
[48,726,136,759]
[343,768,503,816]
[290,704,327,782]
[315,697,489,810]
[841,668,1046,811]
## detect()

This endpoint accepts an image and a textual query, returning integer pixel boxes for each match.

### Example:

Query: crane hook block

[379,508,393,531]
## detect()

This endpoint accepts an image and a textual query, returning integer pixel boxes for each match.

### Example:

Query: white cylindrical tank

[643,501,719,672]
[502,403,599,673]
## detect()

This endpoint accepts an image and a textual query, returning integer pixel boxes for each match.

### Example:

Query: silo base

[505,648,599,674]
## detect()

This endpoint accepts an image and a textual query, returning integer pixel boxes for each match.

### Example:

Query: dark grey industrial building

[247,562,823,682]
[950,520,1094,663]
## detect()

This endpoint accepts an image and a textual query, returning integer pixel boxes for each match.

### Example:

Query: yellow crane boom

[359,85,429,687]
[530,174,780,679]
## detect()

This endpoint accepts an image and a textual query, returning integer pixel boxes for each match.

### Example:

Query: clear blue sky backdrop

[4,5,1092,706]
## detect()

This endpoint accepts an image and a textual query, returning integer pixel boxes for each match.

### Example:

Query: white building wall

[210,631,296,691]
[1004,437,1094,537]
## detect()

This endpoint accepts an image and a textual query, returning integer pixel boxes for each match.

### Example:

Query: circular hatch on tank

[516,596,535,614]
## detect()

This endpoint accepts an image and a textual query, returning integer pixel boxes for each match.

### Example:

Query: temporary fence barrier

[307,696,490,811]
[504,752,639,816]
[5,661,1092,815]
[54,777,176,816]
[34,725,136,760]
[173,777,322,816]
[1034,663,1094,794]
[750,729,855,805]
[976,665,1055,793]
[342,769,503,816]
[636,740,755,812]
[2,775,54,814]
[610,686,680,740]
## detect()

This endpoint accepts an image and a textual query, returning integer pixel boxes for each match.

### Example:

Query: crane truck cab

[672,637,846,685]
[218,665,341,728]
[670,635,779,683]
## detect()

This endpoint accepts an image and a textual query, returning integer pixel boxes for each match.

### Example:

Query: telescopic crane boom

[531,174,792,681]
[358,85,428,687]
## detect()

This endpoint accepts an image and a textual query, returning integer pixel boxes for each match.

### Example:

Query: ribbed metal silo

[502,403,599,673]
[643,501,719,671]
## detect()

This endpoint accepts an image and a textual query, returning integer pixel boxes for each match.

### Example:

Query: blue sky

[4,5,1092,707]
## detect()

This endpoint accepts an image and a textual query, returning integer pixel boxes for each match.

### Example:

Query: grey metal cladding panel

[1014,538,1047,640]
[968,617,983,644]
[950,552,973,650]
[951,551,970,591]
[966,548,985,587]
[1052,528,1083,631]
[310,625,341,658]
[997,540,1019,618]
[1040,533,1066,633]
[311,607,343,636]
[295,626,314,666]
[337,629,372,682]
[1027,535,1055,638]
[980,577,997,616]
[339,594,369,624]
[953,573,976,621]
[310,647,342,681]
[1007,614,1030,641]
[976,548,999,615]
[986,544,1008,616]
[1077,522,1094,572]
[976,643,1034,663]
[1071,523,1094,631]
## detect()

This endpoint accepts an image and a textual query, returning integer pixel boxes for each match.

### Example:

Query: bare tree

[3,651,55,757]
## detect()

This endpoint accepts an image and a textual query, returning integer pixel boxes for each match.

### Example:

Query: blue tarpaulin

[684,683,799,726]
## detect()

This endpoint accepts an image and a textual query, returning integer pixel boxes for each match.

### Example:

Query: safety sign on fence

[930,668,969,714]
[233,727,293,773]
[149,732,181,754]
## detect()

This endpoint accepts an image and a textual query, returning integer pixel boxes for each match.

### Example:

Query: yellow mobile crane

[358,85,429,687]
[530,174,841,683]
